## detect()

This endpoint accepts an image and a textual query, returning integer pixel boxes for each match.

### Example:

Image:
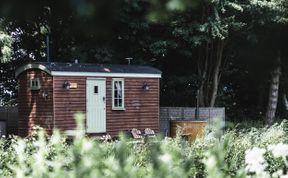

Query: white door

[86,78,106,133]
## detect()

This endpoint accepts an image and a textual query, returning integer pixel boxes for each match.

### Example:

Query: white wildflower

[245,147,266,165]
[50,133,61,145]
[13,140,26,164]
[245,147,267,174]
[34,151,44,165]
[159,153,172,163]
[268,143,288,158]
[272,170,283,177]
[205,156,217,169]
[82,140,93,151]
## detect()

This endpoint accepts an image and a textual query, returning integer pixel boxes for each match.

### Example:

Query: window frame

[29,78,41,90]
[112,78,125,110]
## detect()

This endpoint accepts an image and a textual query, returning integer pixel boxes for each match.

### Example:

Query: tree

[149,0,288,123]
[0,0,160,105]
[0,19,14,105]
[245,0,288,124]
[0,19,12,63]
[1,0,288,121]
[148,0,247,107]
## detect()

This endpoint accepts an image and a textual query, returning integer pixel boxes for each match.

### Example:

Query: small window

[94,86,98,94]
[112,78,124,110]
[30,78,41,90]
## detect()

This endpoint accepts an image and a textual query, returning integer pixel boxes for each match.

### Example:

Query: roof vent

[124,57,133,65]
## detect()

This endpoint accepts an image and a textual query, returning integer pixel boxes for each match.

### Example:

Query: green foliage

[247,0,288,25]
[1,0,288,117]
[0,20,13,63]
[149,0,247,43]
[0,114,288,177]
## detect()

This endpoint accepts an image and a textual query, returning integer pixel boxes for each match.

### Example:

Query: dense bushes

[0,114,287,178]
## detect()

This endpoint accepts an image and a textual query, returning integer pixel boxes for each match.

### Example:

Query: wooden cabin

[15,62,161,137]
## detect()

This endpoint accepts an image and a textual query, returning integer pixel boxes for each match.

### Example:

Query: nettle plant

[0,114,287,178]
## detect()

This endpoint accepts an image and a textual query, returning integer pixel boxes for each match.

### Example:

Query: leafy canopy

[0,19,12,63]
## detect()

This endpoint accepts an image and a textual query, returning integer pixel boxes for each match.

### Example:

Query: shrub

[0,115,287,178]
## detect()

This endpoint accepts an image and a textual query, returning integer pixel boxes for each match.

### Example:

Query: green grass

[0,114,287,178]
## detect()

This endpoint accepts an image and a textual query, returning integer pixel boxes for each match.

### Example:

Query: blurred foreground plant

[0,114,287,178]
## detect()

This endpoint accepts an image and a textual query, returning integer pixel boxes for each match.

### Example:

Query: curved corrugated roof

[15,62,162,78]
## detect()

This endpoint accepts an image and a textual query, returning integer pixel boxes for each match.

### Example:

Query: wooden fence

[159,107,225,135]
[0,107,18,136]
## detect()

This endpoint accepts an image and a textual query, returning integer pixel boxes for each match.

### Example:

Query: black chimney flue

[46,35,50,63]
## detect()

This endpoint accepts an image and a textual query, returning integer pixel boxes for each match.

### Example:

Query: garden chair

[101,134,112,142]
[144,128,155,137]
[131,128,143,139]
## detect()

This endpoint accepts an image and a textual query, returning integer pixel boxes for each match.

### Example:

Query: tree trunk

[265,51,281,125]
[209,39,224,107]
[282,93,288,111]
[196,39,225,108]
[198,43,209,107]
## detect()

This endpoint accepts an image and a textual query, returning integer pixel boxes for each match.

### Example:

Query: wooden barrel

[170,120,207,141]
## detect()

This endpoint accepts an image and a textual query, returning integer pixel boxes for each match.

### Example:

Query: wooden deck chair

[131,128,143,139]
[144,128,155,137]
[101,134,112,141]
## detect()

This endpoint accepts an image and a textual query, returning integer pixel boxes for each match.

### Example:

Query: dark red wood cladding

[18,69,160,137]
[18,69,53,136]
[106,77,159,136]
[53,76,160,136]
[53,77,86,131]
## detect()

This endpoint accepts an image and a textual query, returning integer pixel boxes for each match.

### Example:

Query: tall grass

[0,114,287,178]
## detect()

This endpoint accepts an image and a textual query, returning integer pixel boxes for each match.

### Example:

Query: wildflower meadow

[0,114,287,178]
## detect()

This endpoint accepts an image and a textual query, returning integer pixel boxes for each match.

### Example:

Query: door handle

[103,96,106,103]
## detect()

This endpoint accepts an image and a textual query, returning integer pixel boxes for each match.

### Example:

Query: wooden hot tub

[170,120,207,141]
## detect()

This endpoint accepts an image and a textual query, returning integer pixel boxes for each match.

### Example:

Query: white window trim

[112,78,125,110]
[29,78,41,90]
[51,71,161,78]
[15,64,161,78]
